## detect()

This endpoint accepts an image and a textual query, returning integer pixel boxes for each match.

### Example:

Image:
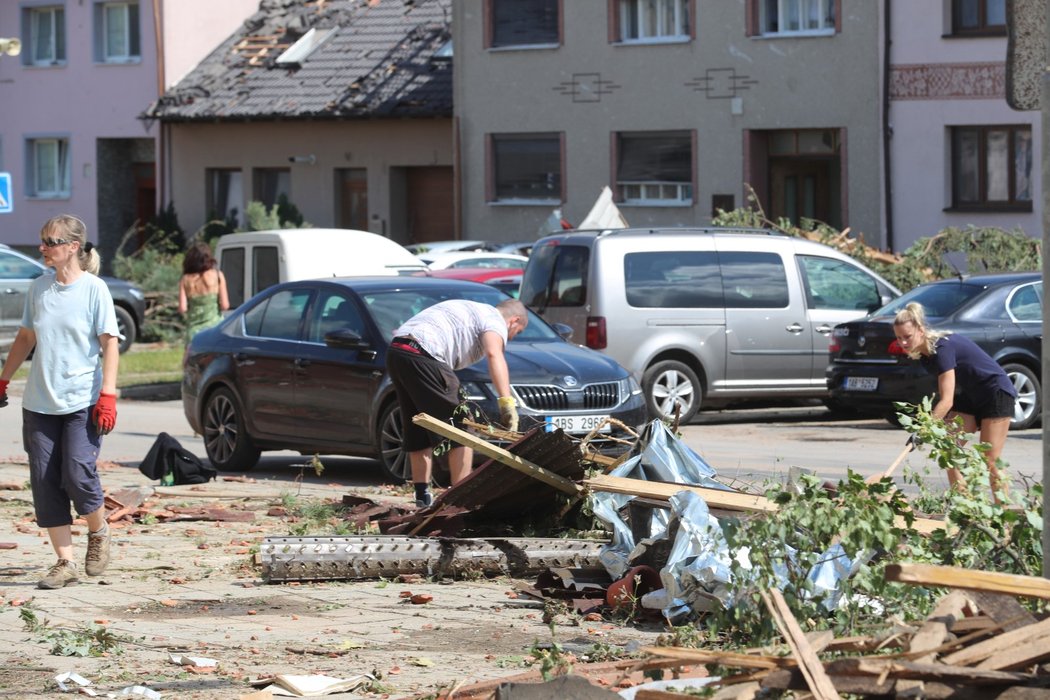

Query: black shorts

[952,388,1016,422]
[387,345,461,452]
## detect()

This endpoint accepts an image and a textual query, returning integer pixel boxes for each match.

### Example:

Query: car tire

[202,387,261,471]
[376,400,451,486]
[114,305,136,354]
[1002,362,1041,431]
[643,360,701,425]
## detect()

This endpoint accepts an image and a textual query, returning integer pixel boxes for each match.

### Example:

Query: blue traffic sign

[0,173,11,213]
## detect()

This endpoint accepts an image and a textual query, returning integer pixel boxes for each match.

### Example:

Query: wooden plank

[941,616,1050,667]
[909,591,970,661]
[969,590,1039,631]
[976,632,1050,671]
[760,588,841,700]
[885,563,1050,600]
[412,413,581,496]
[585,475,945,534]
[584,474,777,513]
[825,657,1031,684]
[640,646,793,670]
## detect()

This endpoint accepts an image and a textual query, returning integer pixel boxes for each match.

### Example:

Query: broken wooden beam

[584,474,776,513]
[585,475,944,533]
[761,588,841,699]
[885,563,1050,600]
[412,413,581,495]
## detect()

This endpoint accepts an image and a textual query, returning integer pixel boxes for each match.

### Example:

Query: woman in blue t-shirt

[893,302,1017,498]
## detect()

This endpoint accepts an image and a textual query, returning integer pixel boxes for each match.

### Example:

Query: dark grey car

[826,272,1042,430]
[0,243,146,354]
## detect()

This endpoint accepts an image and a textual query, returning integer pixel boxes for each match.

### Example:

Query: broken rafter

[412,413,581,496]
[886,563,1050,600]
[761,588,842,700]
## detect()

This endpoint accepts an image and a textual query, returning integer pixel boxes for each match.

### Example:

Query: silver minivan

[519,228,900,423]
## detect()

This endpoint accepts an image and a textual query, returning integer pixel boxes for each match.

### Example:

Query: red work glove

[92,392,117,435]
[0,379,8,408]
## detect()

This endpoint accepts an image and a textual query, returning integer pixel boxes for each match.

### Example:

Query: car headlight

[461,382,488,401]
[620,375,642,398]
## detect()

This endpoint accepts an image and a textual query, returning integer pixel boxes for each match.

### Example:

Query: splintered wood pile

[642,563,1050,699]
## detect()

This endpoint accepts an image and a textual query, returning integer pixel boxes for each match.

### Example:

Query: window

[720,252,789,308]
[94,2,140,62]
[22,6,65,66]
[488,0,560,48]
[952,0,1006,35]
[754,0,836,36]
[244,289,312,340]
[618,0,690,42]
[253,247,280,299]
[27,137,70,197]
[220,247,246,308]
[798,255,880,312]
[253,168,291,209]
[520,244,588,308]
[1007,282,1042,323]
[625,251,722,308]
[616,132,693,205]
[308,292,365,343]
[951,125,1032,210]
[0,250,45,280]
[206,169,244,226]
[490,134,562,202]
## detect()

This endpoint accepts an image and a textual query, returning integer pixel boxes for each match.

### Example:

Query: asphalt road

[0,391,1042,494]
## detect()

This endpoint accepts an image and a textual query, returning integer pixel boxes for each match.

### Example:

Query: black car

[0,244,146,354]
[182,276,647,481]
[826,272,1041,429]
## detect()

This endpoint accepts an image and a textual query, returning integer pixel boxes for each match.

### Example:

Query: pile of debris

[638,563,1050,699]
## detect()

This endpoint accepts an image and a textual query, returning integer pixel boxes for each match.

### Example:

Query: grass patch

[9,344,184,388]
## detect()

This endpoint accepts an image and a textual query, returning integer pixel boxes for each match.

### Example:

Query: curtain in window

[492,0,558,46]
[494,137,560,199]
[1015,129,1033,201]
[105,4,128,58]
[32,10,54,62]
[618,134,691,183]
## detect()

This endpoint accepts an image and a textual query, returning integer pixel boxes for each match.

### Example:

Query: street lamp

[0,38,21,57]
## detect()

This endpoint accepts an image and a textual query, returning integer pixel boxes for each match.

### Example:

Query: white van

[216,229,428,308]
[519,227,901,423]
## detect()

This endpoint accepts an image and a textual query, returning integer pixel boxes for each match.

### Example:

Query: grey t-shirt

[395,300,507,370]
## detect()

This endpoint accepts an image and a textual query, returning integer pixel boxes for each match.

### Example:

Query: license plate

[545,415,611,434]
[845,376,879,392]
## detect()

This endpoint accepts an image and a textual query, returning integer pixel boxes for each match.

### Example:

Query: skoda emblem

[563,376,578,387]
[858,336,866,348]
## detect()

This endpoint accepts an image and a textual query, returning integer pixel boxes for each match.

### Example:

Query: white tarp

[578,186,629,230]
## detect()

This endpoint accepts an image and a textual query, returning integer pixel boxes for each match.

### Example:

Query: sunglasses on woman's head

[41,238,72,248]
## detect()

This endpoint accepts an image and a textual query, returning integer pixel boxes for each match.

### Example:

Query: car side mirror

[324,329,370,350]
[551,322,573,341]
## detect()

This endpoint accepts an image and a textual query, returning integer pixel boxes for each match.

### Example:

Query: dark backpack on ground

[139,432,217,485]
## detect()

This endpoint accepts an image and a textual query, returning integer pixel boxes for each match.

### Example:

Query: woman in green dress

[178,241,229,345]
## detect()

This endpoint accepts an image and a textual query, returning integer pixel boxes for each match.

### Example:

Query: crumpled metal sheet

[260,535,607,582]
[590,420,868,623]
[592,420,728,579]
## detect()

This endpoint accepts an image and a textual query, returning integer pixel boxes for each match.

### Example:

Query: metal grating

[513,382,621,412]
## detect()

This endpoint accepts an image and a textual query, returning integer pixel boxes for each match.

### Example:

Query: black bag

[139,432,217,485]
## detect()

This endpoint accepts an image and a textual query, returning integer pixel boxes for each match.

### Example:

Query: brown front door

[405,166,453,243]
[768,158,836,228]
[336,168,368,230]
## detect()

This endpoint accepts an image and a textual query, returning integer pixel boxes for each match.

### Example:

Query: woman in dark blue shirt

[893,302,1017,498]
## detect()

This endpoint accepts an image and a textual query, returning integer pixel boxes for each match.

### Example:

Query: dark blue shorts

[22,408,105,528]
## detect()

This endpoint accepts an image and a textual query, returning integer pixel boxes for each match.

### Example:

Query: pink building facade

[0,0,256,259]
[886,0,1041,252]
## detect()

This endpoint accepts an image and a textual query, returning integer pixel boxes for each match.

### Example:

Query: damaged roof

[145,0,451,122]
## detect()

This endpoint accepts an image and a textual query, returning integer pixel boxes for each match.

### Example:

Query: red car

[419,267,523,298]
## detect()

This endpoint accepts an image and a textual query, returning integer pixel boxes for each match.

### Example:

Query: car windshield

[360,287,559,342]
[871,281,987,318]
